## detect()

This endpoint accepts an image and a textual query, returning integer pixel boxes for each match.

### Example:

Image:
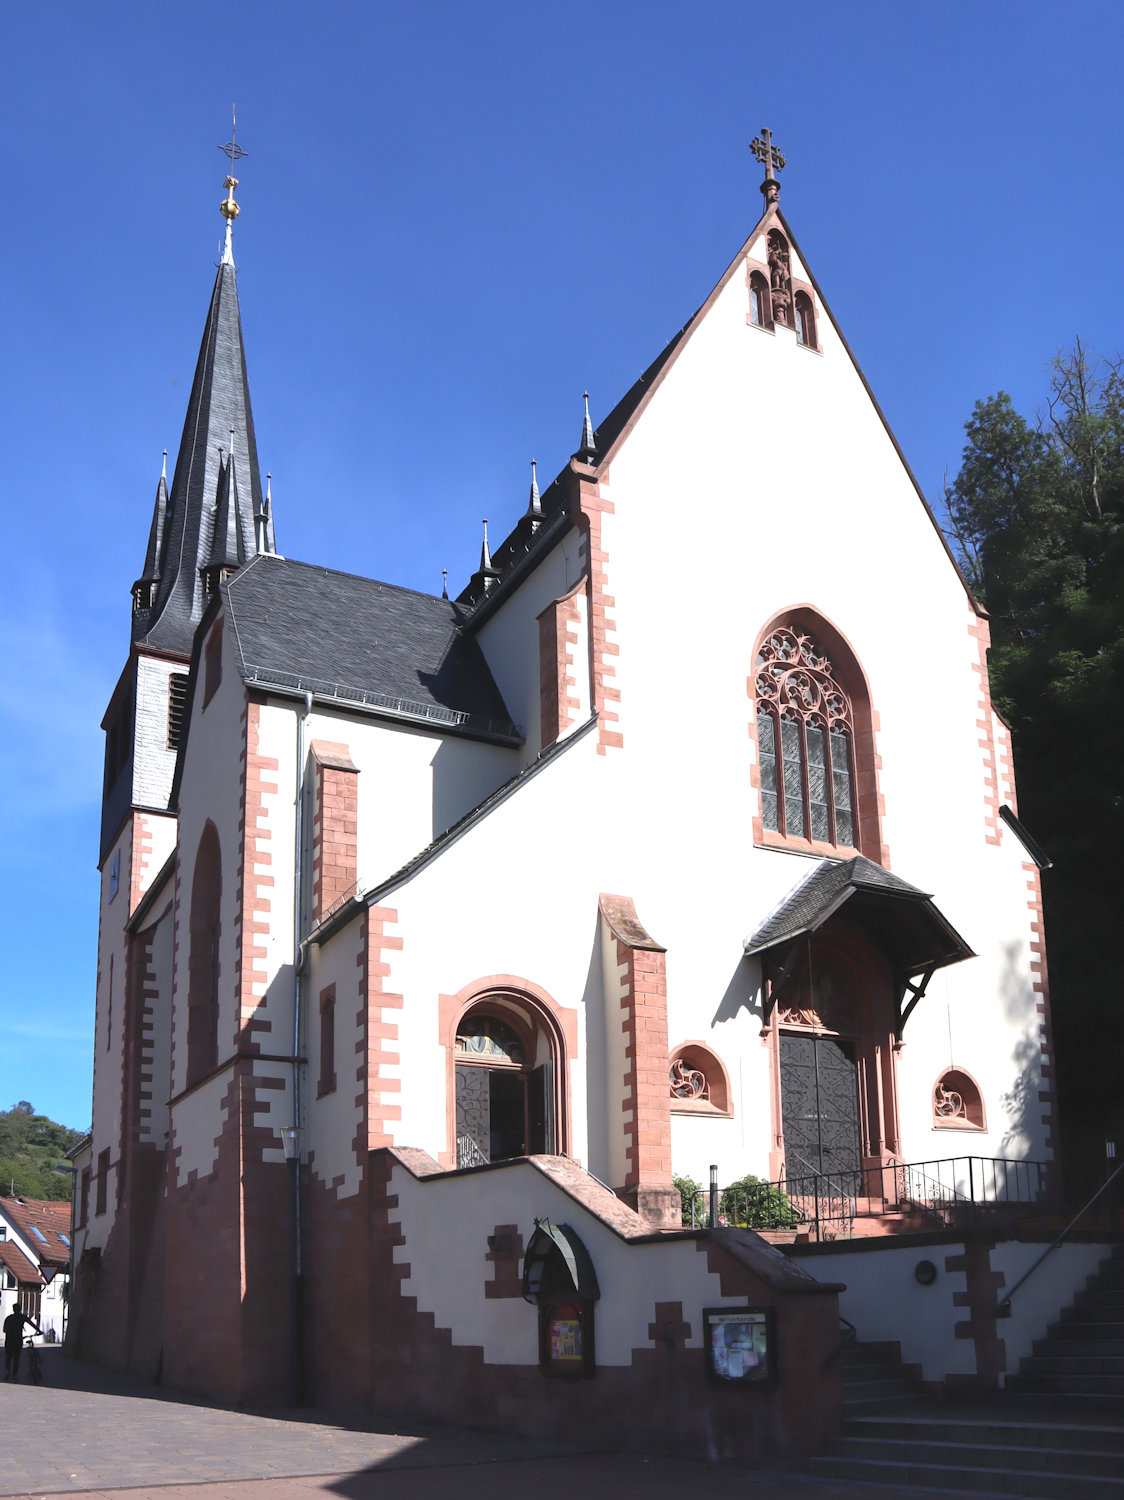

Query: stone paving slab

[0,1351,990,1500]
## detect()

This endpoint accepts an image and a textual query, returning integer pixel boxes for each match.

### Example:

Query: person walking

[4,1304,41,1382]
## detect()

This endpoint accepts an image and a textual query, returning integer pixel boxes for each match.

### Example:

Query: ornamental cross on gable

[751,128,786,206]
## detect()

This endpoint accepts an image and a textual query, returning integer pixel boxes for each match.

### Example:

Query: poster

[704,1308,773,1384]
[548,1310,583,1364]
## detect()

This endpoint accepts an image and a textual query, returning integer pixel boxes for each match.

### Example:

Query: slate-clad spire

[577,391,597,464]
[471,519,500,594]
[132,169,266,655]
[203,440,245,593]
[132,452,170,609]
[525,458,542,525]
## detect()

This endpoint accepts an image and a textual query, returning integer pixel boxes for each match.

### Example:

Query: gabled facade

[70,153,1054,1452]
[0,1196,71,1341]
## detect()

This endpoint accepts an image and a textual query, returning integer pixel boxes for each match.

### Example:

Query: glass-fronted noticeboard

[703,1306,775,1386]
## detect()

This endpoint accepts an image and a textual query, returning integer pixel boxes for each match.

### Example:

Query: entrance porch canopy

[744,855,975,1036]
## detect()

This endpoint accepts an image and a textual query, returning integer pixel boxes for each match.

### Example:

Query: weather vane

[750,128,785,207]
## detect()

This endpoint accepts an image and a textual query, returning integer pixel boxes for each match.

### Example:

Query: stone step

[809,1452,1124,1496]
[842,1375,920,1403]
[847,1414,1124,1452]
[1053,1316,1124,1339]
[831,1435,1124,1479]
[1020,1353,1124,1377]
[1075,1288,1124,1309]
[1032,1344,1122,1368]
[1010,1372,1124,1395]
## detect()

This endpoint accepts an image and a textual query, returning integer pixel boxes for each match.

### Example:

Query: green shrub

[718,1173,799,1230]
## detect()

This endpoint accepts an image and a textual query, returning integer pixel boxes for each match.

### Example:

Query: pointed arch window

[748,270,772,331]
[794,291,817,350]
[756,626,856,848]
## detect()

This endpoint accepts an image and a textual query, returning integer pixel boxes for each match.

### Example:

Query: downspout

[288,689,313,1405]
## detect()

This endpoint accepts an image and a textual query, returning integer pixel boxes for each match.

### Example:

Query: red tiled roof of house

[0,1196,71,1268]
[0,1239,43,1286]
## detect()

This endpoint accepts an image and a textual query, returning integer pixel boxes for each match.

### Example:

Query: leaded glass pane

[830,730,853,846]
[781,717,805,837]
[807,725,829,842]
[758,712,779,831]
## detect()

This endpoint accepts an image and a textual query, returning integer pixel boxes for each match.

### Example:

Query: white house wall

[306,920,365,1199]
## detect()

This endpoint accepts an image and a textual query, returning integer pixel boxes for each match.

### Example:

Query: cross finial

[750,127,786,207]
[218,106,246,262]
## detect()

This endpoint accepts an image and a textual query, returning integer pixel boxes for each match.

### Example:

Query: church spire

[577,391,597,464]
[133,123,266,655]
[525,458,542,529]
[131,451,170,611]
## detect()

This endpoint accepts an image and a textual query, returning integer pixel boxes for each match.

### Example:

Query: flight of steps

[809,1244,1124,1495]
[1010,1241,1124,1399]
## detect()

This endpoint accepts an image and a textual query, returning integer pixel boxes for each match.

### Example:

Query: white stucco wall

[389,1156,757,1366]
[306,921,365,1198]
[813,1238,1112,1384]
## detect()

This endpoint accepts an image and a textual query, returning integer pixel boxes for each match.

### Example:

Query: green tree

[944,345,1124,1195]
[0,1103,85,1201]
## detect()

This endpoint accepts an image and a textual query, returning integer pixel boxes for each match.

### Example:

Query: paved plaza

[0,1350,972,1499]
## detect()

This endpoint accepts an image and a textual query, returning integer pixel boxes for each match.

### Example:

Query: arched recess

[750,605,888,865]
[932,1067,986,1131]
[438,976,577,1168]
[794,291,818,350]
[669,1042,733,1116]
[748,270,773,331]
[764,921,901,1185]
[186,820,222,1088]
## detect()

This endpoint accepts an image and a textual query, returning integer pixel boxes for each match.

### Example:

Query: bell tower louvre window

[167,673,189,750]
[755,624,857,851]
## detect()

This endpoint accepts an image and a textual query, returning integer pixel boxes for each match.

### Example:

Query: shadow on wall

[580,913,610,1187]
[995,937,1045,1161]
[428,735,520,844]
[711,955,764,1029]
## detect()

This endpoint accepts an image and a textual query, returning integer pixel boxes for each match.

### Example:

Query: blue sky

[2,1,1121,1130]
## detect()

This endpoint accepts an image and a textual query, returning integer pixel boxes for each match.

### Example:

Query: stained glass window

[755,625,857,850]
[455,1015,524,1066]
[758,711,778,831]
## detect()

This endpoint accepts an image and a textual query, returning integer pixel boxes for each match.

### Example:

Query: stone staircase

[1010,1242,1124,1398]
[809,1245,1124,1495]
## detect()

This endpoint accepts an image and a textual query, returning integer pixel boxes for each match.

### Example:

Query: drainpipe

[285,690,313,1406]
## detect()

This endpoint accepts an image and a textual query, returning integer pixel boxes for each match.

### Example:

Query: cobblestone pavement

[1,1350,977,1500]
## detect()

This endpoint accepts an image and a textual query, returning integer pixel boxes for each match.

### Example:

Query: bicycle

[24,1337,42,1385]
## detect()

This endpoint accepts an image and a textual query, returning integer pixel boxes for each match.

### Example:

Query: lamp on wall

[280,1126,302,1161]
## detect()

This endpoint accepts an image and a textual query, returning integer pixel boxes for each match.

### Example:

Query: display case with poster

[703,1306,775,1385]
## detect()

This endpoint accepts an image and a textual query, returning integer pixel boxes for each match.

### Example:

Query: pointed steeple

[472,520,500,594]
[525,458,543,528]
[203,435,245,595]
[134,146,266,654]
[577,391,597,464]
[255,473,277,556]
[131,451,170,613]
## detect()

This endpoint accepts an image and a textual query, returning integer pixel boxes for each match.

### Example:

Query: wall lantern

[280,1127,303,1161]
[521,1220,599,1378]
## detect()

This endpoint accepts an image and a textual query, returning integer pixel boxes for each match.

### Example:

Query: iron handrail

[996,1158,1124,1317]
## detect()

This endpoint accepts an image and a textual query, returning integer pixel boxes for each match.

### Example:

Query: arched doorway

[768,925,902,1185]
[454,998,560,1167]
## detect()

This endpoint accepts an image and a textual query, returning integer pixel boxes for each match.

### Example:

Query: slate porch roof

[744,855,974,977]
[222,555,521,744]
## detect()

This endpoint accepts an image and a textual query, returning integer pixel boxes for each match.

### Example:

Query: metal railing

[996,1157,1124,1317]
[679,1156,1049,1240]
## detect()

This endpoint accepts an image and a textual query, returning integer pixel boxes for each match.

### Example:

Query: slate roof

[133,260,264,657]
[0,1196,71,1270]
[745,856,974,976]
[223,555,520,743]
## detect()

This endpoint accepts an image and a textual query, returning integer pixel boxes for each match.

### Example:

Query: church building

[68,135,1054,1455]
